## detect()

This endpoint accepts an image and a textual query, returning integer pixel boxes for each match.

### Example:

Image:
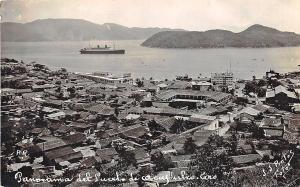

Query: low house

[97,137,120,148]
[237,107,263,124]
[193,129,216,146]
[266,85,299,108]
[159,135,188,154]
[41,107,59,114]
[80,156,98,169]
[147,86,160,94]
[46,111,66,121]
[44,146,83,166]
[230,154,262,167]
[85,103,114,117]
[189,114,219,130]
[157,83,168,90]
[32,84,54,92]
[255,149,273,160]
[96,147,118,163]
[128,147,150,165]
[259,118,284,139]
[170,154,193,168]
[121,125,150,143]
[55,125,75,136]
[1,88,16,104]
[284,114,300,144]
[62,133,87,146]
[43,99,63,109]
[125,114,141,121]
[144,107,190,117]
[36,137,67,152]
[191,81,212,91]
[237,140,253,154]
[151,117,177,132]
[96,130,110,139]
[30,128,51,137]
[69,121,94,134]
[292,103,300,113]
[262,128,284,138]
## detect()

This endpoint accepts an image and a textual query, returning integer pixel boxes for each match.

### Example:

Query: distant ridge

[1,18,183,42]
[142,24,300,48]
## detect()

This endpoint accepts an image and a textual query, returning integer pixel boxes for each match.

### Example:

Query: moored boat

[80,44,125,54]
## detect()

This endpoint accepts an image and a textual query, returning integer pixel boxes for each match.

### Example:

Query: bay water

[2,40,300,80]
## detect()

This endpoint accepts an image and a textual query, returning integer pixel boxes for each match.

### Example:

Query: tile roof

[45,146,75,160]
[69,121,93,129]
[260,118,282,127]
[36,137,67,151]
[62,133,86,145]
[85,103,114,115]
[239,107,261,116]
[263,128,284,137]
[96,147,118,157]
[231,154,262,164]
[154,117,177,131]
[122,125,148,138]
[129,147,149,161]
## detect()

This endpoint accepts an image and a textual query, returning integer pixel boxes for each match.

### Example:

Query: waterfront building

[211,72,234,86]
[74,72,133,85]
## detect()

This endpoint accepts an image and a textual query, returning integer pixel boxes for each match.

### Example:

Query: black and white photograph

[1,0,300,186]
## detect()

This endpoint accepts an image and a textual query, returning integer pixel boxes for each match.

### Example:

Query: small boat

[80,44,125,54]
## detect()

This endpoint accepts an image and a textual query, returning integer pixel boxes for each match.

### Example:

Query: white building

[211,72,234,86]
[74,72,133,85]
[191,81,212,91]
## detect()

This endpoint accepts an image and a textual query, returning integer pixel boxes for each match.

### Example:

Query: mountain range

[1,19,183,42]
[142,24,300,48]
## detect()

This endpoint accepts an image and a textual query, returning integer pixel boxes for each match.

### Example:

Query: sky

[1,0,300,33]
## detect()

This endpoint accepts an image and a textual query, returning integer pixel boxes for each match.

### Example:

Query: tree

[94,162,126,186]
[188,143,236,187]
[119,150,137,167]
[114,107,119,117]
[67,86,76,98]
[131,93,144,102]
[184,137,197,154]
[135,79,144,87]
[56,86,61,93]
[151,151,174,171]
[257,88,266,97]
[250,123,264,139]
[170,118,187,134]
[258,79,266,87]
[207,135,225,149]
[235,166,277,187]
[244,81,257,94]
[18,166,34,178]
[60,67,67,73]
[227,133,238,156]
[137,166,153,187]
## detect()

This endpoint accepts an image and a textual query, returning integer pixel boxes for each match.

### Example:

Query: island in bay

[142,24,300,48]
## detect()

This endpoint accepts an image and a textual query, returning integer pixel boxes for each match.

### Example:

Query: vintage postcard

[1,0,300,186]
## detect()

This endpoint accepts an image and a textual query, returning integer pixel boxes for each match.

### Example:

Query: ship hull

[80,49,125,54]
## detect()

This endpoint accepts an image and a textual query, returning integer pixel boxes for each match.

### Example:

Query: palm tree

[170,118,187,134]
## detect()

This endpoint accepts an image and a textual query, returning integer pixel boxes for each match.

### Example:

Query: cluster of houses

[1,58,299,186]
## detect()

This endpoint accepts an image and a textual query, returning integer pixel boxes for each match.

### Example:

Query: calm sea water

[1,40,300,80]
